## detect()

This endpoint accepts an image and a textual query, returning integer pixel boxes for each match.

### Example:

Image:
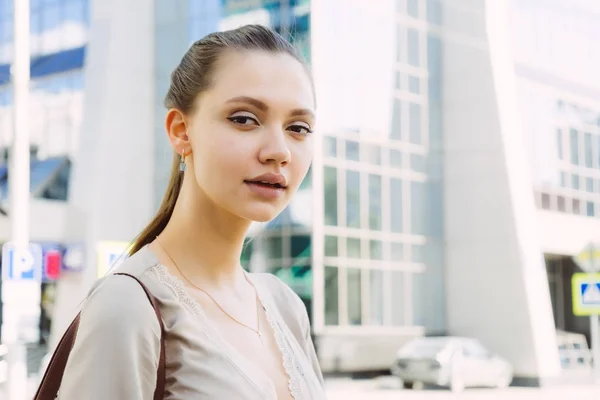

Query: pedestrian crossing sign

[572,273,600,316]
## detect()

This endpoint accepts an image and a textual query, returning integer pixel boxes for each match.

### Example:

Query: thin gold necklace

[155,240,264,341]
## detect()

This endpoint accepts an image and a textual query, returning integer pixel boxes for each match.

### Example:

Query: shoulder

[82,272,161,338]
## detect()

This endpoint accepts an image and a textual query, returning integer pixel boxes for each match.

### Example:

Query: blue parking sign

[2,242,43,281]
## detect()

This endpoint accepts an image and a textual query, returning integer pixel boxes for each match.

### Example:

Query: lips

[244,172,288,188]
[244,178,286,200]
[244,180,285,189]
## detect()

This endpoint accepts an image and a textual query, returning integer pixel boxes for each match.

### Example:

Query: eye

[227,112,259,126]
[287,123,313,136]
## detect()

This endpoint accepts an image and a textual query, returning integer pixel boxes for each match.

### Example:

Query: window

[325,266,339,325]
[573,199,581,215]
[370,240,383,260]
[409,76,420,94]
[587,177,594,192]
[347,238,361,258]
[584,133,593,168]
[1,15,13,42]
[409,103,421,144]
[392,242,404,262]
[64,0,87,24]
[324,136,337,157]
[264,236,283,259]
[390,149,403,169]
[395,71,402,90]
[363,144,382,165]
[570,129,579,165]
[560,171,568,187]
[345,140,359,161]
[407,0,419,18]
[556,129,563,160]
[411,181,426,235]
[391,98,402,140]
[407,28,420,67]
[391,178,403,232]
[396,25,405,63]
[346,170,361,228]
[41,5,62,51]
[572,174,580,190]
[368,174,383,230]
[347,268,362,325]
[325,236,338,257]
[587,202,595,217]
[369,270,384,325]
[391,271,404,325]
[463,340,490,359]
[541,193,551,209]
[410,154,425,173]
[324,167,338,225]
[412,244,424,263]
[557,196,566,212]
[597,136,600,169]
[290,235,310,258]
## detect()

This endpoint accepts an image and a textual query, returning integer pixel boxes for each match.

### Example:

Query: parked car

[391,336,513,392]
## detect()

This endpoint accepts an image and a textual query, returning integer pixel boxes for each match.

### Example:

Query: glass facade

[512,0,600,219]
[315,0,445,333]
[0,0,89,161]
[523,85,600,218]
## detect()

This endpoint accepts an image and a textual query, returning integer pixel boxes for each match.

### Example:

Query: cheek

[197,138,255,192]
[290,144,313,180]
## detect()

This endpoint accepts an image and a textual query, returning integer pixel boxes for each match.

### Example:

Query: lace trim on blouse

[149,263,305,399]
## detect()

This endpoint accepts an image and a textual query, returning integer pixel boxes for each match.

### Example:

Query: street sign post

[3,1,33,398]
[573,243,600,273]
[572,273,600,316]
[572,242,600,381]
[2,242,43,282]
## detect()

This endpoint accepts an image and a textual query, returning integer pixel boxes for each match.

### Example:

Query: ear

[165,108,191,156]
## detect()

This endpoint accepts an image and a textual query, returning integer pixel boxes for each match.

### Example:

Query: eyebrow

[225,96,315,119]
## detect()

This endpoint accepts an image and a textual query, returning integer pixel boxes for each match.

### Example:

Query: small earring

[179,150,186,172]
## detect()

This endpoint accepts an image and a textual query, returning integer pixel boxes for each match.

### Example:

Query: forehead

[201,50,314,112]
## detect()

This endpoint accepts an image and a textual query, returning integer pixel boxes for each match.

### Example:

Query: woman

[58,24,324,399]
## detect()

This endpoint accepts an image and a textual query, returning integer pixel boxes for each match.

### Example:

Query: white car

[391,337,513,392]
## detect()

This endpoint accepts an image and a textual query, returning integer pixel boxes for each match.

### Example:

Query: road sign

[573,243,600,273]
[43,248,62,282]
[1,242,43,281]
[62,242,85,272]
[572,273,600,316]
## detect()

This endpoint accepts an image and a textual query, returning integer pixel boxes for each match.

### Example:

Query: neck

[156,183,252,287]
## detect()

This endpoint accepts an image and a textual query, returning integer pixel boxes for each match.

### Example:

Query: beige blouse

[58,245,326,399]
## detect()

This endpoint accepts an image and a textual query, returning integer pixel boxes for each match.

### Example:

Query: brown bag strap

[33,273,166,400]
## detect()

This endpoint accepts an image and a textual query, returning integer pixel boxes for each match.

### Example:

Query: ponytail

[129,153,182,255]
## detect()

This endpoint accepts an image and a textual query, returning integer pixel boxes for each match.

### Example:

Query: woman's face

[185,50,315,222]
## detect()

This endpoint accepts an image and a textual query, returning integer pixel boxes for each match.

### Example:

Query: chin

[240,204,285,223]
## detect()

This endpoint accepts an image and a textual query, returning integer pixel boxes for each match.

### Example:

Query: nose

[258,130,291,166]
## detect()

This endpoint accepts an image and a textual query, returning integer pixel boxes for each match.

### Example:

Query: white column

[3,1,37,399]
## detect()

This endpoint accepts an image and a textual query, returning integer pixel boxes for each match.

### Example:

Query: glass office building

[0,0,88,159]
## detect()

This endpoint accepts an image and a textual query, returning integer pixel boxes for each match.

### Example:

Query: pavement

[1,376,599,399]
[325,377,600,400]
